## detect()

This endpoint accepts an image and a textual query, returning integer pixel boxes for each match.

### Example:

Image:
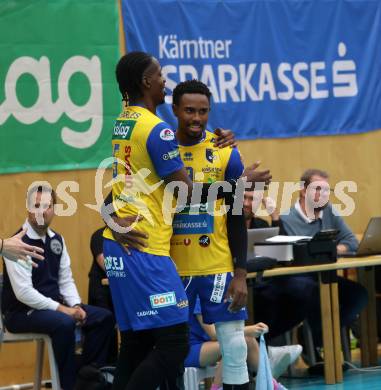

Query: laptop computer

[341,217,381,257]
[247,227,279,258]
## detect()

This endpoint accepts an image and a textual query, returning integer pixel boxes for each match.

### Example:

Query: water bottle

[75,326,83,355]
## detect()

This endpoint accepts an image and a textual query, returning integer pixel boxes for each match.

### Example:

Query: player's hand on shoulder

[213,128,237,149]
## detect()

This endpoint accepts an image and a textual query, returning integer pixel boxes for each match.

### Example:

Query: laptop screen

[247,227,279,259]
[357,217,381,256]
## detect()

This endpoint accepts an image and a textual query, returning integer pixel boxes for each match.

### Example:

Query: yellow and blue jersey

[103,106,183,257]
[170,130,244,276]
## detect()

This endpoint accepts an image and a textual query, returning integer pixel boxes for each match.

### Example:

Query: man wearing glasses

[281,169,367,361]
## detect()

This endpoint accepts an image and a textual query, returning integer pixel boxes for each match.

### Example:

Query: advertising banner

[0,1,120,173]
[122,0,381,140]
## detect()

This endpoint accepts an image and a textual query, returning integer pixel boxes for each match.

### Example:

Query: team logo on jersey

[104,256,126,278]
[183,152,193,161]
[183,238,191,246]
[206,149,215,163]
[162,149,180,160]
[198,235,210,247]
[177,299,189,309]
[113,120,136,140]
[150,292,177,308]
[160,128,175,141]
[50,239,63,255]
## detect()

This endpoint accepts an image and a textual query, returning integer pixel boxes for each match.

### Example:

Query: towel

[255,335,288,390]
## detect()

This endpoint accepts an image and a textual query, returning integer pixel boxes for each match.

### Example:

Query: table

[247,256,381,385]
[102,256,381,385]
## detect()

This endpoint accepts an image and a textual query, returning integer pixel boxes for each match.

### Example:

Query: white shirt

[295,200,323,224]
[4,220,81,311]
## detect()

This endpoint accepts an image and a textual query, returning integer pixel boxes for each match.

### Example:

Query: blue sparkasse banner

[122,0,381,139]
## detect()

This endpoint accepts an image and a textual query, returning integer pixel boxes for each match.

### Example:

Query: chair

[0,274,61,390]
[184,366,217,390]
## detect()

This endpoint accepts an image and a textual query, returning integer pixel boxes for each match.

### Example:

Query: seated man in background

[251,169,367,359]
[2,185,115,390]
[88,225,118,364]
[280,168,368,345]
[281,168,359,254]
[245,189,300,340]
[243,191,280,229]
[244,190,302,363]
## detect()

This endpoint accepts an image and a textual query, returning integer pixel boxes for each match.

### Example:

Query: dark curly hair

[172,79,212,106]
[115,51,154,103]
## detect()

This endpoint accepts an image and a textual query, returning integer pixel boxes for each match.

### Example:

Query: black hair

[172,79,212,106]
[115,51,154,103]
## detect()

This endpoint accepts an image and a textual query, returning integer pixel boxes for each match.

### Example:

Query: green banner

[0,1,120,173]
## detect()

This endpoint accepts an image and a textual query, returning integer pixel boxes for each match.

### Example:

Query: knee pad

[215,321,249,385]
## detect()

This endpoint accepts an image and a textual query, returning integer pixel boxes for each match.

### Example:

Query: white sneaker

[268,344,302,379]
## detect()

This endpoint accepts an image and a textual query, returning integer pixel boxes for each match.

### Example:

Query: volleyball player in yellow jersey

[170,80,252,390]
[104,52,271,390]
[103,52,194,390]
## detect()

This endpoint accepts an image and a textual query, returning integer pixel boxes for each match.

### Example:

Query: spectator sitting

[1,185,115,390]
[88,225,118,365]
[244,190,303,351]
[243,191,280,229]
[244,189,299,341]
[279,168,368,348]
